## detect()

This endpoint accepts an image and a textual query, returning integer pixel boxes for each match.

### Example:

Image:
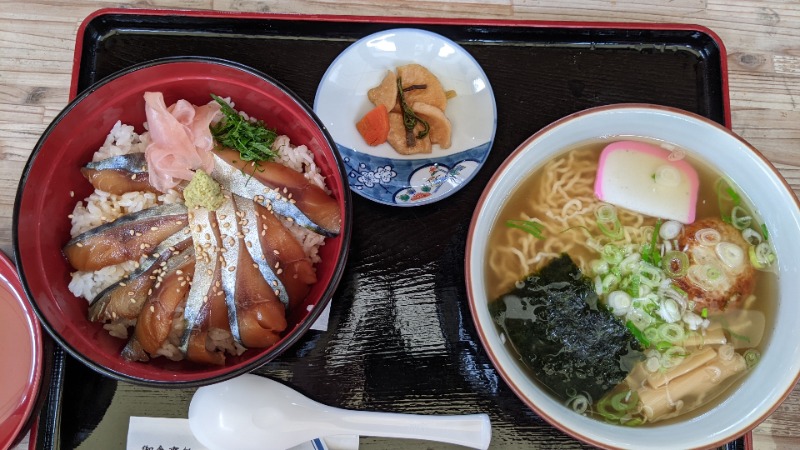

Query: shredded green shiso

[210,94,278,162]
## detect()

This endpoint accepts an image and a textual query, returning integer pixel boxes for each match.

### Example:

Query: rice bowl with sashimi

[14,57,351,384]
[65,92,339,365]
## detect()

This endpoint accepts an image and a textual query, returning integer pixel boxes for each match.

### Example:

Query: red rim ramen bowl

[13,56,352,387]
[466,104,800,449]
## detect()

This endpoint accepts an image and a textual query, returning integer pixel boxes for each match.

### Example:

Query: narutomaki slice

[64,203,188,272]
[214,148,341,236]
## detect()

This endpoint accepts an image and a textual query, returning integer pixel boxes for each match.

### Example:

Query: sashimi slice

[64,203,188,272]
[594,141,699,223]
[214,148,341,235]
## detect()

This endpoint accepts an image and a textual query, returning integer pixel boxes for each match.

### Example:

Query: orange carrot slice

[356,104,390,146]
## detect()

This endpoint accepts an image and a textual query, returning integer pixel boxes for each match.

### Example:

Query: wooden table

[2,1,799,449]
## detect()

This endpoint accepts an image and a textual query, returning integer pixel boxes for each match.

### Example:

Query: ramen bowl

[466,104,800,449]
[14,57,352,387]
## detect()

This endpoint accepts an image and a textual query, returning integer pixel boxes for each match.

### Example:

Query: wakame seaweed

[490,254,643,402]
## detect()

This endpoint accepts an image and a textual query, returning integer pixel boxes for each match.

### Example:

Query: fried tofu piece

[367,71,398,112]
[396,64,447,111]
[412,102,452,149]
[386,112,432,155]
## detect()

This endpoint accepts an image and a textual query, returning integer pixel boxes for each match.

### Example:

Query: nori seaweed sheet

[490,254,643,402]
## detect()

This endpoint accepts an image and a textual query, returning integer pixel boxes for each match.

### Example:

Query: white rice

[68,112,329,302]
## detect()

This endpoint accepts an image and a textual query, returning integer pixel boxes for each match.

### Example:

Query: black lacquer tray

[34,8,750,450]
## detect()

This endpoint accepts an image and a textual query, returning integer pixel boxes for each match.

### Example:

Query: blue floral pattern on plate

[314,28,497,207]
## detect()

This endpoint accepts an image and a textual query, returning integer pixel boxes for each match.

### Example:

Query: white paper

[127,417,207,450]
[127,417,359,450]
[310,302,332,331]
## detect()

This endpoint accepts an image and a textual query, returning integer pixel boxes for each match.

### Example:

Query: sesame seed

[150,305,155,312]
[228,266,235,272]
[277,268,283,275]
[76,242,84,248]
[151,226,159,231]
[70,191,75,197]
[252,263,258,268]
[273,249,280,255]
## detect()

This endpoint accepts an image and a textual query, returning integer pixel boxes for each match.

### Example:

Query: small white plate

[314,28,497,206]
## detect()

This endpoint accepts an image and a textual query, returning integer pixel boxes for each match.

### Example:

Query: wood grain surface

[2,1,799,449]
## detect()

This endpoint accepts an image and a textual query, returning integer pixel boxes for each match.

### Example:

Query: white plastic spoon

[188,374,492,450]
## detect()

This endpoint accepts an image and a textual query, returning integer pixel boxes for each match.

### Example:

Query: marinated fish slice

[178,208,230,365]
[231,236,287,349]
[87,230,191,323]
[253,201,317,312]
[210,152,335,237]
[214,197,244,344]
[81,153,158,195]
[64,203,188,272]
[213,149,341,236]
[132,248,196,361]
[121,337,149,362]
[217,195,287,348]
[232,195,289,306]
[185,267,231,366]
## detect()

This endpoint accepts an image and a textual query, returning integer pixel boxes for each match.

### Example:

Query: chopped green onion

[743,349,761,368]
[749,242,776,270]
[506,219,545,239]
[670,283,687,296]
[602,244,624,265]
[716,178,742,223]
[730,206,752,230]
[695,228,722,246]
[662,251,689,278]
[655,340,673,351]
[658,323,686,343]
[701,307,708,318]
[761,223,770,241]
[742,228,763,246]
[610,391,638,412]
[641,220,662,266]
[595,204,624,240]
[626,320,650,347]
